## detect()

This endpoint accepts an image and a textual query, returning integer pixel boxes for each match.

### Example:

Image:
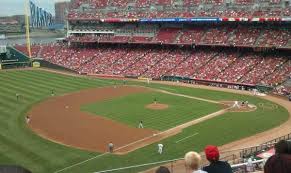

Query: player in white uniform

[26,116,30,124]
[108,142,114,153]
[138,121,144,128]
[158,143,164,154]
[233,101,240,108]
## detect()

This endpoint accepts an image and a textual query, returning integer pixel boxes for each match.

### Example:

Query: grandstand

[13,0,288,90]
[11,0,291,97]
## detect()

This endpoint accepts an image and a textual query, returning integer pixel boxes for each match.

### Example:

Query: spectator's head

[155,166,170,173]
[184,151,202,171]
[275,140,291,154]
[205,145,220,162]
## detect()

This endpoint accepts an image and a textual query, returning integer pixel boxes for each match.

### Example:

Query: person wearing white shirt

[158,144,163,154]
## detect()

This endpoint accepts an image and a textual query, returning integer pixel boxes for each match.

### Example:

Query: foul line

[175,133,199,143]
[54,152,108,173]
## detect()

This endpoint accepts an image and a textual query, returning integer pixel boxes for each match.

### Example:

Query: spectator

[155,166,170,173]
[184,151,207,173]
[246,157,254,172]
[264,140,291,173]
[203,145,233,173]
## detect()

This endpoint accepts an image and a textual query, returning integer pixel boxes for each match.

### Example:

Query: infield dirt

[28,86,158,152]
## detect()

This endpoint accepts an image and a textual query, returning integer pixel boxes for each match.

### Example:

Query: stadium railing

[240,132,291,159]
[92,132,291,173]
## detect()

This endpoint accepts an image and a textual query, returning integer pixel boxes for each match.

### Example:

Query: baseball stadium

[0,0,291,173]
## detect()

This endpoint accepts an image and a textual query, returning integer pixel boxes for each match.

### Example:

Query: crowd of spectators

[67,26,291,48]
[14,44,42,58]
[14,44,291,87]
[68,0,291,20]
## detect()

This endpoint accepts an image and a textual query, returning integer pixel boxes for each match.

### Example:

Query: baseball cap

[205,145,220,161]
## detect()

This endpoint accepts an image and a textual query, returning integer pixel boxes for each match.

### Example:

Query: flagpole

[24,0,32,59]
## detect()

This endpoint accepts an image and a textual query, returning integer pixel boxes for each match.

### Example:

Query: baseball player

[108,142,114,153]
[158,143,164,154]
[233,101,240,108]
[147,78,150,84]
[138,121,144,128]
[16,93,20,101]
[25,116,30,124]
[154,97,157,104]
[51,89,55,96]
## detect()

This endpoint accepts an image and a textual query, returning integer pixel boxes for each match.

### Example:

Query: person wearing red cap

[202,145,233,173]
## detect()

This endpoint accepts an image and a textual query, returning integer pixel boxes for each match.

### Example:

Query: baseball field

[0,69,289,173]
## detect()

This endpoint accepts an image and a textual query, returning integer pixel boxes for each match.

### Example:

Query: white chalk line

[54,153,108,173]
[175,133,199,143]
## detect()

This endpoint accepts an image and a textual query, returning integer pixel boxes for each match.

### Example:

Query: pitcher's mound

[146,103,169,110]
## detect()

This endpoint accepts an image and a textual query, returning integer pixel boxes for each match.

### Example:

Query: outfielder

[26,116,30,124]
[158,143,164,154]
[138,121,144,128]
[16,93,20,101]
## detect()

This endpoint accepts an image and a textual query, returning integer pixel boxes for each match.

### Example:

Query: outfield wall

[33,59,77,74]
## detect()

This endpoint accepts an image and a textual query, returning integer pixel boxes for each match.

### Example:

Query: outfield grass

[0,69,289,173]
[81,91,221,130]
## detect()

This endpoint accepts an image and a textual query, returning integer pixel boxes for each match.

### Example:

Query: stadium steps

[190,51,220,77]
[120,49,151,74]
[174,30,183,44]
[140,49,173,77]
[199,28,208,44]
[226,27,236,44]
[254,29,265,47]
[237,54,263,83]
[283,77,291,87]
[212,52,243,80]
[74,55,97,72]
[162,51,192,76]
[260,58,290,85]
[111,49,130,66]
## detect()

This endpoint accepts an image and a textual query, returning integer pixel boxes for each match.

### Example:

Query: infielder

[26,116,30,124]
[158,143,164,154]
[108,142,114,153]
[138,121,144,128]
[154,97,157,104]
[233,101,240,108]
[51,89,55,96]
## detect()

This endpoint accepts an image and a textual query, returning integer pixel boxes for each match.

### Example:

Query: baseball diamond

[1,2,291,171]
[0,69,289,173]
